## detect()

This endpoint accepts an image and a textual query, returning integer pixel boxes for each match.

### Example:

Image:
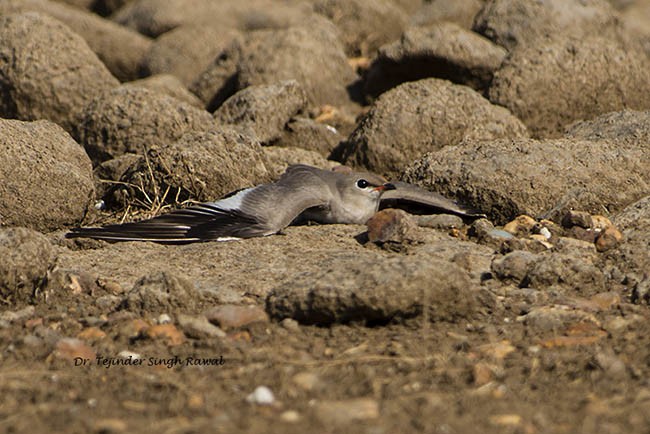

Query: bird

[67,164,483,244]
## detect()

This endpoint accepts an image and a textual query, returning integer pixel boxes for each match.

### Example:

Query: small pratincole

[67,164,483,244]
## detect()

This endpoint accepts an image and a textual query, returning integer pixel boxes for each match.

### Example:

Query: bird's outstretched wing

[380,181,485,219]
[67,166,335,244]
[66,199,271,244]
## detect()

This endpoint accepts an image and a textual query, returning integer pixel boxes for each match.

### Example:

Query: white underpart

[211,187,255,211]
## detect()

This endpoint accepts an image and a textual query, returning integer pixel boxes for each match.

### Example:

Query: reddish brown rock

[366,209,421,245]
[204,305,269,330]
[53,337,96,361]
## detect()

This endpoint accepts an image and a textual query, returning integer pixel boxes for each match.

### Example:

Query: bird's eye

[356,179,369,189]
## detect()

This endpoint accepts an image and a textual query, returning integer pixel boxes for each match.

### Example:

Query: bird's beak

[373,183,396,192]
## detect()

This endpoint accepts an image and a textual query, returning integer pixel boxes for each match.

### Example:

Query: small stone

[144,324,185,346]
[118,319,150,339]
[280,318,300,332]
[95,295,122,310]
[469,218,495,239]
[314,398,379,424]
[593,351,627,379]
[97,277,124,295]
[562,211,594,229]
[528,234,553,249]
[537,227,552,239]
[589,292,621,311]
[503,215,537,236]
[280,410,300,423]
[489,414,522,427]
[521,306,600,334]
[491,250,538,283]
[53,338,96,361]
[416,214,464,229]
[246,386,275,405]
[566,226,598,243]
[366,208,421,245]
[204,305,269,330]
[591,215,614,231]
[177,314,226,339]
[473,362,495,386]
[157,314,172,324]
[292,372,322,392]
[595,226,623,252]
[118,350,142,360]
[0,306,35,323]
[92,418,127,433]
[77,327,106,342]
[477,341,515,360]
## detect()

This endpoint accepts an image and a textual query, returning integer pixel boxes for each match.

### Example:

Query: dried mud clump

[334,78,528,176]
[489,36,650,138]
[365,22,507,97]
[213,80,308,145]
[191,17,358,110]
[74,86,216,164]
[403,138,650,225]
[0,12,118,132]
[0,119,94,231]
[124,272,199,315]
[266,254,477,325]
[112,129,270,208]
[0,227,54,305]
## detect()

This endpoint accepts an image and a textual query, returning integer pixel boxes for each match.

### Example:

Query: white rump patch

[212,187,255,211]
[216,236,242,242]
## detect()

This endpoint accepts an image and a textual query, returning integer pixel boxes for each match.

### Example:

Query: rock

[77,327,107,342]
[191,17,358,110]
[276,117,343,156]
[491,251,539,284]
[213,80,307,145]
[266,254,477,325]
[142,24,241,85]
[416,214,464,230]
[280,411,300,423]
[0,227,54,304]
[144,324,185,346]
[610,195,650,276]
[411,0,483,29]
[365,22,507,97]
[124,272,198,315]
[74,86,216,164]
[292,372,322,391]
[334,79,527,176]
[176,314,226,339]
[123,75,203,108]
[0,12,118,132]
[562,211,594,229]
[489,36,650,138]
[565,110,650,147]
[0,0,152,81]
[595,226,623,252]
[365,208,422,246]
[524,254,606,295]
[503,215,538,237]
[0,306,35,323]
[313,0,408,57]
[204,305,269,330]
[114,129,269,208]
[473,0,623,51]
[521,306,600,334]
[280,318,300,332]
[113,0,311,38]
[52,337,96,361]
[245,386,275,405]
[0,119,94,230]
[402,138,650,225]
[313,398,379,424]
[262,146,334,179]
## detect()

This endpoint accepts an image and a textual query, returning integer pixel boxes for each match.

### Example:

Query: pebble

[77,327,107,341]
[280,318,300,332]
[366,208,421,245]
[246,386,275,405]
[280,410,301,423]
[591,215,613,231]
[489,414,522,427]
[118,350,142,360]
[595,225,623,252]
[0,305,35,323]
[503,215,537,236]
[157,313,173,324]
[313,398,379,424]
[477,340,515,360]
[491,250,538,283]
[144,324,185,346]
[92,418,127,433]
[292,372,322,391]
[118,318,150,339]
[537,226,552,240]
[562,210,593,229]
[204,305,269,329]
[519,306,600,333]
[176,314,226,339]
[416,214,464,229]
[95,295,122,310]
[53,337,96,361]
